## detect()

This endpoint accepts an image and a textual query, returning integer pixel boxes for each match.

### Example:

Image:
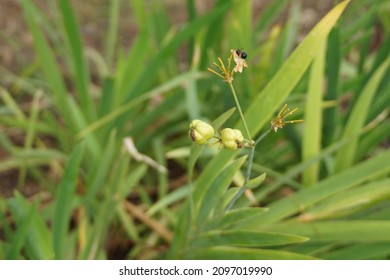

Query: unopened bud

[189,120,215,145]
[220,128,244,151]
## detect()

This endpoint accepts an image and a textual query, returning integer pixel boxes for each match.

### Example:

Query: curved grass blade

[7,192,52,259]
[205,207,269,230]
[263,220,390,242]
[53,142,85,259]
[298,179,390,222]
[6,199,36,259]
[335,57,390,172]
[236,148,390,226]
[185,246,318,260]
[191,230,309,248]
[59,0,94,121]
[319,242,390,260]
[196,156,247,227]
[302,40,325,186]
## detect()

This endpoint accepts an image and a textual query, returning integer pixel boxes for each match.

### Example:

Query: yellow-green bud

[189,120,215,145]
[220,128,244,151]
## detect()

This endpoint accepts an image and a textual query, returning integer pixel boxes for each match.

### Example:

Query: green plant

[0,0,389,260]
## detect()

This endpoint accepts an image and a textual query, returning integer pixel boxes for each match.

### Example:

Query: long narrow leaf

[236,148,390,226]
[185,246,317,260]
[335,57,390,172]
[59,0,94,121]
[53,143,85,259]
[302,40,326,186]
[191,230,309,248]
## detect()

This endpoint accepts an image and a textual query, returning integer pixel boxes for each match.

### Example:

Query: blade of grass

[18,89,43,189]
[7,192,52,259]
[319,242,390,260]
[335,57,390,172]
[0,87,26,121]
[21,0,100,160]
[205,207,269,230]
[323,26,340,146]
[196,156,247,228]
[86,130,116,201]
[21,0,75,131]
[185,246,317,260]
[6,201,36,260]
[236,148,390,226]
[268,1,300,77]
[105,0,120,68]
[263,220,390,242]
[77,71,206,140]
[253,0,288,37]
[123,1,233,103]
[128,0,147,30]
[59,0,95,121]
[302,40,326,186]
[298,179,390,222]
[191,230,309,248]
[53,142,85,259]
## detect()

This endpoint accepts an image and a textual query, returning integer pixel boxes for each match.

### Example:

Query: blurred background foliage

[0,0,389,259]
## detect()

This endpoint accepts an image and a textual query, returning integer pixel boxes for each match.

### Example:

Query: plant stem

[255,127,272,145]
[228,82,252,140]
[225,127,273,211]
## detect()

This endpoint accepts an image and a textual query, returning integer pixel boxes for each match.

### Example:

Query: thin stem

[255,127,272,145]
[225,146,255,211]
[225,126,273,211]
[228,82,252,140]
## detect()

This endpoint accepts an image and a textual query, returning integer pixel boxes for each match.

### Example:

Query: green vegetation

[0,0,389,260]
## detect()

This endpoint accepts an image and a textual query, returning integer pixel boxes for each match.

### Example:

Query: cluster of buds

[189,120,246,151]
[189,49,303,152]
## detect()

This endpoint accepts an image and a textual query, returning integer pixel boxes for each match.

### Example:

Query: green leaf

[236,148,390,226]
[191,230,309,248]
[212,107,236,130]
[77,71,206,140]
[124,1,233,103]
[297,179,390,222]
[105,0,120,67]
[21,0,75,131]
[59,0,94,121]
[323,27,340,146]
[246,173,266,189]
[302,40,326,186]
[245,0,350,137]
[205,207,269,230]
[253,0,288,36]
[147,185,190,216]
[335,57,390,172]
[263,221,390,242]
[21,0,100,159]
[319,242,390,260]
[7,192,53,259]
[6,199,36,259]
[53,143,85,259]
[185,246,318,260]
[196,156,247,227]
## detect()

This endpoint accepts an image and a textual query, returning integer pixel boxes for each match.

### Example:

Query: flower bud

[189,120,215,145]
[220,128,244,151]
